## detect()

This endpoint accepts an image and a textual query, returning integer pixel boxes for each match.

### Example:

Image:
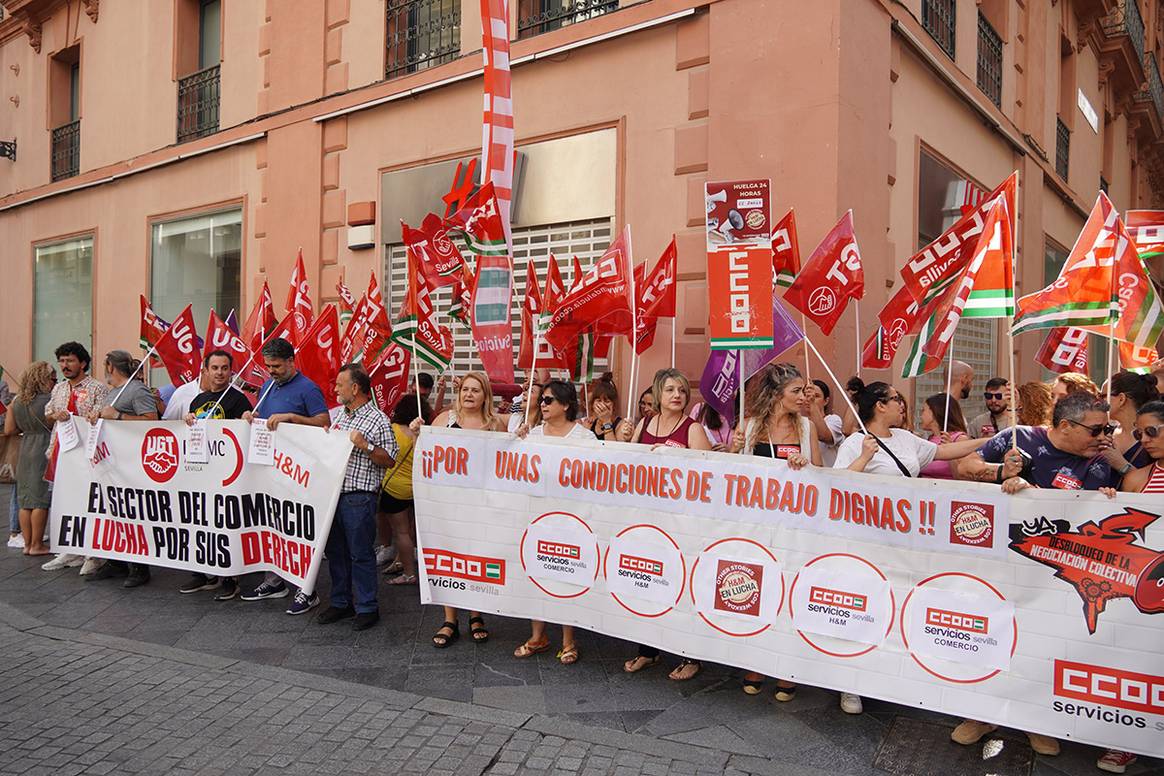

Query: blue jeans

[325,492,379,614]
[8,486,17,534]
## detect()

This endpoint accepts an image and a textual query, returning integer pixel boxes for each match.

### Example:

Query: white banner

[49,417,352,590]
[414,427,1164,757]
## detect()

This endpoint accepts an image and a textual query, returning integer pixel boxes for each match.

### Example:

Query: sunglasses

[1133,423,1164,442]
[539,395,556,406]
[879,395,905,405]
[984,392,1006,400]
[1067,419,1117,437]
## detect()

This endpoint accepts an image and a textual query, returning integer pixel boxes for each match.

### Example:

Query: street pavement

[0,547,1158,776]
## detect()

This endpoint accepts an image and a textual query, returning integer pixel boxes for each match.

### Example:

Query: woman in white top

[833,380,986,477]
[728,363,816,700]
[513,380,596,665]
[804,379,844,467]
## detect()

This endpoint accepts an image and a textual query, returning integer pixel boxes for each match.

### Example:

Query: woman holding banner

[413,371,510,647]
[728,362,818,700]
[514,380,596,664]
[624,368,712,681]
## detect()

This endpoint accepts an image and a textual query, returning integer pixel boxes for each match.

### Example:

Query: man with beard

[969,377,1013,438]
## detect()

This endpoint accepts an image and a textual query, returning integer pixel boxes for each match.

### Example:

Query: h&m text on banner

[48,418,351,590]
[413,427,1164,758]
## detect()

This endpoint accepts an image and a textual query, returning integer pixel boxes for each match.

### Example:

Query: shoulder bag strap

[872,435,913,478]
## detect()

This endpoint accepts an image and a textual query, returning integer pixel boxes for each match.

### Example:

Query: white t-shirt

[820,414,844,468]
[161,380,201,420]
[833,428,938,477]
[529,422,596,440]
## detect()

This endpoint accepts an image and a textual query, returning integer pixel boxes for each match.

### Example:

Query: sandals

[469,615,489,643]
[742,677,764,696]
[623,655,660,673]
[774,682,798,702]
[383,560,404,575]
[386,573,417,585]
[556,645,580,665]
[514,638,551,658]
[668,660,702,681]
[432,621,459,648]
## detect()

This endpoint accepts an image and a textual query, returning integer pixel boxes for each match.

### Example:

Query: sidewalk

[0,549,1155,776]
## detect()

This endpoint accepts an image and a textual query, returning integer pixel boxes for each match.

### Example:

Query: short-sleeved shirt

[255,372,328,421]
[100,380,158,417]
[833,429,938,477]
[162,380,203,420]
[530,423,596,441]
[978,425,1116,491]
[188,388,251,420]
[969,411,1013,439]
[333,400,396,493]
[46,375,108,419]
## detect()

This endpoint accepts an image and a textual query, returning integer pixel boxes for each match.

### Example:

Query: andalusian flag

[392,244,455,371]
[899,293,949,378]
[772,209,801,288]
[1013,193,1164,349]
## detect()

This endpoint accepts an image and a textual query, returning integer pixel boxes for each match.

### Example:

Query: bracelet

[994,466,1004,484]
[1118,462,1132,476]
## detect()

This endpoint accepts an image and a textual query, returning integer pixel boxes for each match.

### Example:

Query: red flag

[480,0,514,245]
[140,295,168,352]
[448,264,474,326]
[545,226,634,351]
[1121,342,1161,371]
[367,340,412,415]
[402,216,465,287]
[862,284,924,369]
[546,253,568,307]
[633,262,659,355]
[204,310,266,389]
[772,210,802,288]
[637,238,677,319]
[569,255,585,293]
[392,247,455,371]
[518,259,543,370]
[297,305,340,407]
[783,210,864,335]
[339,292,369,365]
[241,282,277,353]
[285,249,314,332]
[1036,327,1089,374]
[154,305,202,386]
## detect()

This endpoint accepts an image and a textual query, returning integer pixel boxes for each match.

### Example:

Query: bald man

[945,360,974,401]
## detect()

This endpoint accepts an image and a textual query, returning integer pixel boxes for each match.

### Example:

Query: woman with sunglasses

[513,380,596,665]
[412,371,512,648]
[624,368,712,681]
[1103,371,1160,474]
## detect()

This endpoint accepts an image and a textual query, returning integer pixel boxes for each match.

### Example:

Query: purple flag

[698,299,804,424]
[224,309,240,335]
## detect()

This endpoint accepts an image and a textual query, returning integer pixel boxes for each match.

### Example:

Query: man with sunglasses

[968,377,1012,438]
[964,391,1120,494]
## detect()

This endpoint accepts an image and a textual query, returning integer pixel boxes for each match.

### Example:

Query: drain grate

[873,716,1034,776]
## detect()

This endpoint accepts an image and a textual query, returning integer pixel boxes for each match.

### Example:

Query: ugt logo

[1009,508,1164,633]
[141,428,180,483]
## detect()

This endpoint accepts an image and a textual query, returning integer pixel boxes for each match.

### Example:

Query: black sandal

[432,621,459,648]
[469,615,489,643]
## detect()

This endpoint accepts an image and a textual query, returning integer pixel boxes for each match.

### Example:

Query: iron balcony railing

[976,12,1003,107]
[177,65,221,143]
[1101,0,1146,69]
[517,0,618,39]
[385,0,461,80]
[1135,54,1164,124]
[922,0,956,59]
[1056,116,1070,181]
[50,119,80,181]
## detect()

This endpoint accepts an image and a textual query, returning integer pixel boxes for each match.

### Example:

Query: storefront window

[150,208,242,374]
[914,150,996,425]
[33,236,93,363]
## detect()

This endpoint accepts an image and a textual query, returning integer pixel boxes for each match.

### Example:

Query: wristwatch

[1117,462,1132,476]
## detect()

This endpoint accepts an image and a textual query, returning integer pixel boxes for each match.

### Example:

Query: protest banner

[414,427,1164,758]
[48,418,351,591]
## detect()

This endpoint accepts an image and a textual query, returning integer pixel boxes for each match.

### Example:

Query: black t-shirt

[188,388,252,420]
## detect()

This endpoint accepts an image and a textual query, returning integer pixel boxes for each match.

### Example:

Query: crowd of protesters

[3,339,1163,774]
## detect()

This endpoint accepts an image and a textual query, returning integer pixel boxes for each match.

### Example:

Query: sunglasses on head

[984,392,1005,400]
[1133,423,1164,441]
[1066,419,1117,437]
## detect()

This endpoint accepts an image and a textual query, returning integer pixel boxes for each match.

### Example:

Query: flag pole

[1107,318,1116,404]
[943,341,954,433]
[525,330,541,427]
[737,350,745,430]
[626,255,639,422]
[670,317,676,370]
[805,337,867,435]
[109,344,159,410]
[203,349,259,421]
[855,302,862,378]
[800,312,811,380]
[412,342,423,420]
[1007,319,1018,452]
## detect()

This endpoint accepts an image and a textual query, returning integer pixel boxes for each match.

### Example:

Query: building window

[384,218,613,381]
[922,0,956,59]
[976,12,1002,107]
[1044,239,1106,382]
[1055,116,1070,181]
[49,47,81,181]
[34,236,93,363]
[150,209,242,365]
[176,0,221,143]
[517,0,619,39]
[385,0,461,80]
[915,150,995,425]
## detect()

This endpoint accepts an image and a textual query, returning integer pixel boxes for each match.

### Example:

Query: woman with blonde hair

[625,368,712,680]
[1015,382,1054,427]
[412,371,512,647]
[3,362,56,555]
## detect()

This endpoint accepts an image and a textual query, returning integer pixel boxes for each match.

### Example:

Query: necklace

[653,412,683,441]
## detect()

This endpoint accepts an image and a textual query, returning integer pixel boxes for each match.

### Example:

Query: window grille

[50,120,80,181]
[517,0,618,39]
[922,0,956,59]
[976,12,1003,107]
[384,217,614,384]
[1055,116,1070,181]
[177,65,221,143]
[385,0,461,80]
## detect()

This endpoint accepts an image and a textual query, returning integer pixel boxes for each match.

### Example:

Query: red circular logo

[141,428,180,483]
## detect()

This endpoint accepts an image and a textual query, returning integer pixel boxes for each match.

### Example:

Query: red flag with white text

[367,340,412,415]
[772,210,801,288]
[241,281,277,353]
[545,226,634,351]
[296,304,341,407]
[1035,327,1089,374]
[154,304,202,386]
[204,310,266,388]
[783,210,864,335]
[638,238,677,319]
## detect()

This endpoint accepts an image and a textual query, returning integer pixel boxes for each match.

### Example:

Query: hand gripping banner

[414,427,1164,758]
[49,419,352,591]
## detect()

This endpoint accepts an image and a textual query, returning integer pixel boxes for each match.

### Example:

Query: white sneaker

[375,545,397,566]
[79,558,107,576]
[41,553,83,571]
[6,534,24,549]
[839,692,864,714]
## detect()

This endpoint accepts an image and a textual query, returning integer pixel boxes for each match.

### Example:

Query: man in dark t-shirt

[188,386,251,420]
